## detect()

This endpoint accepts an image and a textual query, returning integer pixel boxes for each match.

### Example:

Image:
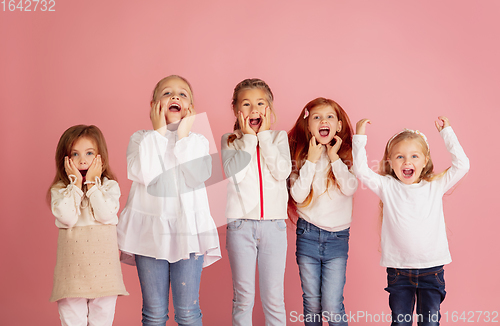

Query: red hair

[287,98,353,223]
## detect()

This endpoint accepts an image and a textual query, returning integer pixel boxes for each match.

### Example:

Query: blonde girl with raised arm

[352,116,469,326]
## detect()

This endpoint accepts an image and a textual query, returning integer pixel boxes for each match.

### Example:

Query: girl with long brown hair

[48,125,128,325]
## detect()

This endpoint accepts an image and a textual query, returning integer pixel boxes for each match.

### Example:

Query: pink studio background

[1,0,499,325]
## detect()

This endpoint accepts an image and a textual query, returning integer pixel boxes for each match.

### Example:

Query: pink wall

[1,0,499,324]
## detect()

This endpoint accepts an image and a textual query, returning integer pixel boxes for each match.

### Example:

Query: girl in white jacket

[288,98,357,326]
[221,78,291,326]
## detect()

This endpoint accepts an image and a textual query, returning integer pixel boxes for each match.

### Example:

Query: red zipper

[256,145,264,219]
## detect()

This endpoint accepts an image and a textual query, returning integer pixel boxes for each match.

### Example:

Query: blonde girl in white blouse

[117,75,221,326]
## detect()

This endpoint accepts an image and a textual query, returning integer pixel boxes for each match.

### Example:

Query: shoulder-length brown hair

[287,98,353,222]
[46,125,116,203]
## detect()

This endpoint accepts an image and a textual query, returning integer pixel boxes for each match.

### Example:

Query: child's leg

[321,257,348,326]
[88,295,117,326]
[385,268,417,326]
[226,219,258,326]
[296,218,323,326]
[415,266,446,326]
[135,254,170,326]
[320,227,349,326]
[57,297,88,326]
[258,219,287,326]
[170,253,204,326]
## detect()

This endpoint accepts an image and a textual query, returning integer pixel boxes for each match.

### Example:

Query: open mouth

[79,169,88,177]
[169,103,181,112]
[402,169,414,178]
[249,118,261,126]
[319,126,330,137]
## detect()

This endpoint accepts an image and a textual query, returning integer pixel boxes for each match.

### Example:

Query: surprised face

[154,77,193,124]
[307,105,342,145]
[235,88,269,133]
[388,139,429,184]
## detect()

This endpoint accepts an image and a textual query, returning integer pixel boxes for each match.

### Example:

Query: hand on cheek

[86,155,102,187]
[64,156,83,189]
[239,111,256,135]
[258,107,271,133]
[150,101,167,136]
[178,105,196,139]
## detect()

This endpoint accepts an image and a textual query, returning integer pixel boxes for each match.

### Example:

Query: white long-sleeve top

[117,129,221,268]
[290,151,358,232]
[51,176,120,228]
[352,127,470,268]
[221,129,292,220]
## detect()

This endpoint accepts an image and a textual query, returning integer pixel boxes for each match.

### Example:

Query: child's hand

[239,111,256,135]
[258,107,271,133]
[327,135,342,162]
[64,156,83,189]
[307,136,325,163]
[150,101,167,136]
[178,106,196,139]
[434,116,450,132]
[86,155,103,187]
[356,119,371,135]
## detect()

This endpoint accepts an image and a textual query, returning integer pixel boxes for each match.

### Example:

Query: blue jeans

[135,254,204,326]
[296,218,349,326]
[226,219,287,326]
[385,265,446,326]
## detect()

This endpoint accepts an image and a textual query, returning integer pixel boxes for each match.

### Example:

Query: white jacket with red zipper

[221,129,291,220]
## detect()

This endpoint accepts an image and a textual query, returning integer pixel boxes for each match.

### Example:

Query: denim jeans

[296,218,349,326]
[385,265,446,326]
[226,219,287,326]
[135,253,204,326]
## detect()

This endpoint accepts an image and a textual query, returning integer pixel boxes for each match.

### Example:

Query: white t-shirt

[352,127,470,268]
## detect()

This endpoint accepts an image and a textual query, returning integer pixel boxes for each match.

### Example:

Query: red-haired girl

[288,98,357,326]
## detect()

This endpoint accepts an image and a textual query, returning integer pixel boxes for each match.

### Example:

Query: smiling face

[154,77,193,124]
[70,137,97,176]
[388,139,429,184]
[235,88,269,133]
[307,105,342,145]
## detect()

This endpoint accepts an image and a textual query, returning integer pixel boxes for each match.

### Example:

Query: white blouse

[117,129,221,268]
